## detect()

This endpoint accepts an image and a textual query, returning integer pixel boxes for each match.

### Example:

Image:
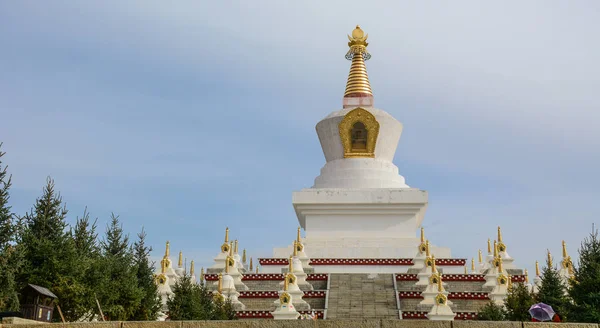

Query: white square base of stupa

[268,188,453,273]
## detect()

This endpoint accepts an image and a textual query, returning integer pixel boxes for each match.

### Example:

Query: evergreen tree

[569,228,600,323]
[19,177,85,321]
[131,228,161,321]
[477,301,506,321]
[536,253,570,321]
[504,282,535,321]
[96,214,143,320]
[167,274,205,320]
[0,143,20,311]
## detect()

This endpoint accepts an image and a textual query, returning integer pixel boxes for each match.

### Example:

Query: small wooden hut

[20,284,57,322]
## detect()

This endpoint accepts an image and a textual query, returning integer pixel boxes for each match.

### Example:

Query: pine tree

[19,177,84,321]
[96,214,143,320]
[167,274,205,320]
[0,143,20,311]
[569,228,600,323]
[504,282,535,321]
[536,253,570,321]
[131,228,161,321]
[477,301,506,321]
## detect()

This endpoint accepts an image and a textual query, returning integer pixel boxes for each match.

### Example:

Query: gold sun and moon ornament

[339,25,380,159]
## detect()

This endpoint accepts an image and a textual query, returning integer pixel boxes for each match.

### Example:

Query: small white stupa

[488,258,509,305]
[496,227,515,269]
[211,228,231,270]
[416,241,434,286]
[272,280,301,320]
[233,240,245,272]
[477,249,485,273]
[558,241,575,288]
[175,251,185,276]
[411,228,428,270]
[470,258,478,274]
[220,265,246,310]
[483,241,502,287]
[295,227,312,269]
[189,260,196,282]
[219,248,248,291]
[287,243,312,290]
[241,249,249,272]
[426,276,456,321]
[419,259,451,307]
[524,269,534,293]
[274,269,309,311]
[532,261,542,294]
[482,239,494,272]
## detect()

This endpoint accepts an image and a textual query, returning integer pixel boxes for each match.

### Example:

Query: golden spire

[225,227,229,242]
[229,241,233,256]
[562,240,568,258]
[234,240,239,254]
[293,240,298,257]
[498,226,503,243]
[507,274,513,290]
[161,258,166,274]
[493,240,498,258]
[288,255,293,273]
[431,254,437,273]
[225,257,230,274]
[217,273,223,294]
[284,274,289,291]
[426,240,430,257]
[165,241,170,257]
[249,257,253,271]
[178,251,183,268]
[487,239,491,254]
[464,266,468,275]
[255,266,259,274]
[190,260,195,276]
[535,261,540,276]
[200,267,204,283]
[471,258,475,272]
[525,269,529,284]
[344,25,372,97]
[478,250,483,263]
[437,274,445,292]
[547,250,553,267]
[420,227,425,243]
[498,257,504,273]
[242,249,247,263]
[297,227,301,243]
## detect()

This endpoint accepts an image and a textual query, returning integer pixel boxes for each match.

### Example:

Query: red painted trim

[238,290,326,299]
[395,274,418,281]
[235,310,324,319]
[401,312,477,320]
[258,258,467,266]
[203,273,328,282]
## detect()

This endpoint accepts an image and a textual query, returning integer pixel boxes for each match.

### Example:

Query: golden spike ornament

[525,269,529,284]
[493,240,498,258]
[234,240,239,254]
[420,227,425,243]
[497,257,504,273]
[562,240,568,258]
[464,266,468,275]
[498,226,503,243]
[471,258,475,272]
[190,260,195,276]
[249,257,253,271]
[224,227,229,243]
[293,240,298,257]
[178,251,183,268]
[288,255,293,273]
[224,257,230,274]
[431,254,437,273]
[535,261,540,276]
[497,227,507,252]
[160,258,166,274]
[165,241,170,257]
[478,249,483,263]
[242,249,247,263]
[297,227,301,243]
[547,250,553,267]
[487,239,492,254]
[200,267,205,283]
[344,25,373,97]
[217,273,223,294]
[284,274,289,291]
[255,266,259,274]
[426,240,431,257]
[229,241,233,256]
[437,274,445,292]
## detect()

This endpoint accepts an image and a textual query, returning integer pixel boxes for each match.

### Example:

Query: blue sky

[1,1,599,275]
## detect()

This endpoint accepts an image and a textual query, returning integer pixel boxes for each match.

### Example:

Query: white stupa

[483,241,502,287]
[219,269,246,310]
[426,278,456,321]
[488,259,509,305]
[496,227,515,270]
[272,290,300,320]
[419,261,452,308]
[294,228,312,269]
[274,271,309,311]
[558,241,575,288]
[411,228,428,270]
[211,228,231,270]
[532,261,542,294]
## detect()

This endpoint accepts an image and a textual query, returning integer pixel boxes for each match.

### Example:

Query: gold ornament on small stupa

[344,25,372,97]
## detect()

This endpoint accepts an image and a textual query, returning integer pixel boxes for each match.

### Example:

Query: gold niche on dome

[339,107,379,158]
[280,292,291,305]
[155,273,167,286]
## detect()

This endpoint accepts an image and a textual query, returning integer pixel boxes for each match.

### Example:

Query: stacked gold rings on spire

[344,25,373,97]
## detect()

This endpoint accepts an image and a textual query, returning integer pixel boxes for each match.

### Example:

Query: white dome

[222,274,236,290]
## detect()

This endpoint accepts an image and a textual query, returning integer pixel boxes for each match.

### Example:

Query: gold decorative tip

[284,274,289,291]
[464,266,468,274]
[288,255,293,273]
[297,227,301,243]
[562,240,568,258]
[178,251,183,268]
[190,260,195,276]
[478,250,482,263]
[493,240,498,258]
[255,266,259,274]
[535,261,540,276]
[229,241,233,256]
[507,274,513,290]
[293,240,298,257]
[242,249,247,263]
[437,274,444,292]
[426,240,431,257]
[471,258,475,272]
[200,267,204,282]
[217,273,223,294]
[344,25,372,97]
[234,240,239,254]
[249,257,253,271]
[498,226,503,243]
[165,241,170,257]
[547,250,553,267]
[225,227,229,243]
[431,254,437,273]
[420,227,425,243]
[525,269,529,284]
[487,239,491,254]
[498,257,504,273]
[225,257,230,274]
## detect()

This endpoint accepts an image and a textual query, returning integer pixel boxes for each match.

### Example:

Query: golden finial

[217,273,223,294]
[344,25,372,97]
[288,255,293,273]
[498,226,503,243]
[284,274,289,291]
[190,260,195,276]
[178,251,183,268]
[229,241,233,256]
[437,274,444,292]
[225,257,230,274]
[224,227,229,242]
[165,241,170,257]
[478,250,482,263]
[297,227,301,243]
[562,240,568,258]
[547,250,553,267]
[420,227,425,243]
[293,240,298,257]
[249,257,253,271]
[487,239,491,254]
[493,240,498,258]
[471,258,475,272]
[242,249,247,263]
[234,240,239,254]
[498,257,504,273]
[426,240,431,257]
[200,267,204,283]
[535,261,540,276]
[464,266,468,274]
[525,269,529,284]
[507,274,513,290]
[255,266,259,274]
[431,254,437,273]
[160,258,166,274]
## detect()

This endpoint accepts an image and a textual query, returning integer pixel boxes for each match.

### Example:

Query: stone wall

[2,320,599,328]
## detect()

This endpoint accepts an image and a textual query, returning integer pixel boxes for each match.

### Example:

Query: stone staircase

[326,273,399,319]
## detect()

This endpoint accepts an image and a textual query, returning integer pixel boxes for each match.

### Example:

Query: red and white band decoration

[401,312,477,320]
[236,310,324,319]
[203,273,328,281]
[398,291,490,300]
[238,290,326,298]
[259,258,467,266]
[395,274,526,282]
